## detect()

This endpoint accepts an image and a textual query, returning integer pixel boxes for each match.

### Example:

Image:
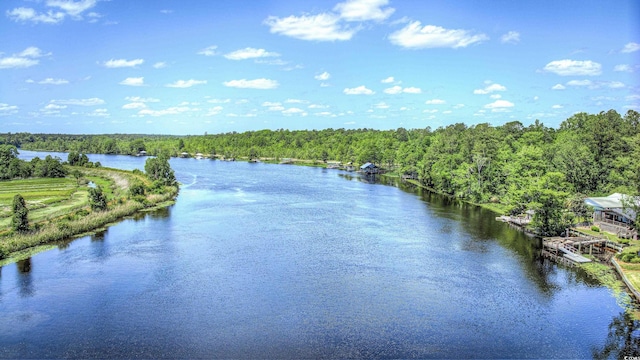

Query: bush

[630,257,640,264]
[622,253,636,263]
[591,226,600,232]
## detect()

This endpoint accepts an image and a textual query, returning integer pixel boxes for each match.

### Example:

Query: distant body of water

[0,150,637,358]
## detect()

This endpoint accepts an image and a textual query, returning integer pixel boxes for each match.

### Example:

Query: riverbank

[0,166,178,262]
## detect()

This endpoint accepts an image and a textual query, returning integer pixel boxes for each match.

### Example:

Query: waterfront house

[585,193,638,239]
[360,162,379,175]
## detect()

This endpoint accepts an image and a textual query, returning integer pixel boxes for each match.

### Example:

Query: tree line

[2,109,639,235]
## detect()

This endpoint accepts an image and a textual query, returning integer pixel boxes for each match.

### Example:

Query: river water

[1,150,638,358]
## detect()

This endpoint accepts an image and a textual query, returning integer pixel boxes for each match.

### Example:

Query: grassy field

[0,178,88,232]
[0,166,177,260]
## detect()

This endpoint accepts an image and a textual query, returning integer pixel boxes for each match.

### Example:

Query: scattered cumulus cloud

[197,45,218,56]
[265,13,356,41]
[384,85,421,94]
[153,62,167,69]
[122,102,147,109]
[7,0,101,24]
[543,59,602,76]
[552,104,563,109]
[0,47,48,69]
[381,76,395,83]
[125,96,159,103]
[343,85,374,95]
[622,42,640,53]
[224,47,280,60]
[473,83,506,94]
[566,79,593,87]
[223,78,279,89]
[0,103,19,116]
[333,0,395,22]
[30,78,68,85]
[425,99,446,104]
[552,84,566,90]
[315,71,331,81]
[52,98,105,106]
[614,64,632,72]
[282,107,307,116]
[500,31,520,44]
[166,79,207,88]
[102,58,144,68]
[484,99,514,111]
[389,22,489,49]
[119,77,145,86]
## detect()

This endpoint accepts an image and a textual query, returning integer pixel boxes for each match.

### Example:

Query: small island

[0,146,179,262]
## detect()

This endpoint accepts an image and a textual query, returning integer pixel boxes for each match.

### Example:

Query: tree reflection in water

[593,311,640,359]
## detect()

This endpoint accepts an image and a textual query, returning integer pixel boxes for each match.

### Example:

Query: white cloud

[614,64,632,72]
[374,102,390,109]
[384,85,421,94]
[423,109,438,113]
[315,71,331,81]
[384,85,402,94]
[285,98,308,104]
[265,13,356,41]
[501,31,520,44]
[622,42,640,53]
[282,107,307,116]
[262,101,282,107]
[7,7,65,24]
[87,108,108,117]
[119,77,145,86]
[484,100,514,109]
[197,45,218,56]
[52,98,105,106]
[19,47,49,58]
[333,0,395,22]
[44,103,67,110]
[0,103,19,115]
[153,62,167,69]
[125,96,159,103]
[552,84,566,90]
[425,99,446,104]
[166,79,207,88]
[308,104,329,109]
[0,47,48,69]
[37,78,69,85]
[224,47,280,60]
[344,85,374,95]
[552,104,563,109]
[543,59,602,76]
[138,106,193,117]
[473,83,506,94]
[381,76,395,83]
[607,81,625,89]
[403,87,422,94]
[0,56,38,69]
[223,78,279,89]
[122,102,146,109]
[207,98,231,104]
[102,58,144,68]
[453,104,465,109]
[47,0,97,17]
[566,79,593,87]
[389,21,488,49]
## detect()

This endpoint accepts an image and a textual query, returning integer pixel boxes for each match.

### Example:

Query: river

[1,150,638,358]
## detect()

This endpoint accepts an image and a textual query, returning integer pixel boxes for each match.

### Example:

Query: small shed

[360,162,378,175]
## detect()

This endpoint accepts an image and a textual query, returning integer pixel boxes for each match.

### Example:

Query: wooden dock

[542,230,625,267]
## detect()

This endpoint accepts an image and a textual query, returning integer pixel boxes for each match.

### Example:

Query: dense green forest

[2,110,639,235]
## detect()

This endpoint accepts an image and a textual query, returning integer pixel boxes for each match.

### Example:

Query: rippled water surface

[1,151,637,358]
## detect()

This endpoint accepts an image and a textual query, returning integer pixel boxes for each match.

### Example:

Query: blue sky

[1,0,638,135]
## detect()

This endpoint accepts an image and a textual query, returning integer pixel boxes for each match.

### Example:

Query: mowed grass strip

[0,177,90,232]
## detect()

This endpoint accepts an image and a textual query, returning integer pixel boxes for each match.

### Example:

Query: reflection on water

[0,153,638,358]
[593,312,640,359]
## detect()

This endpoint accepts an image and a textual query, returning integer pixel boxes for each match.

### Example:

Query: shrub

[591,226,600,232]
[622,253,636,263]
[630,257,640,264]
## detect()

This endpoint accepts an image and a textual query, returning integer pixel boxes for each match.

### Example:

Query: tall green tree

[11,194,29,232]
[145,154,176,186]
[88,185,108,211]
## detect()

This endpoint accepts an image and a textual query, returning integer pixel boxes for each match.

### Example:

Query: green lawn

[0,177,89,232]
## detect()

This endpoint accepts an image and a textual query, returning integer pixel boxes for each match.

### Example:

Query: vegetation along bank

[0,147,178,261]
